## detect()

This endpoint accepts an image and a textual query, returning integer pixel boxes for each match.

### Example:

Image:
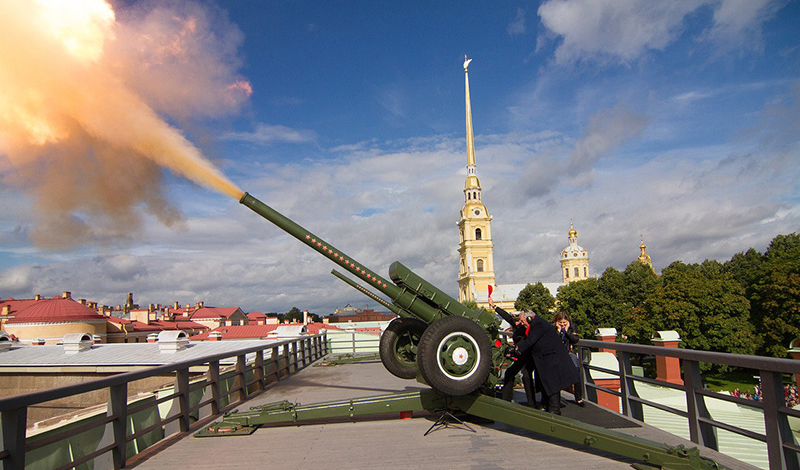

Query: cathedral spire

[463,56,481,194]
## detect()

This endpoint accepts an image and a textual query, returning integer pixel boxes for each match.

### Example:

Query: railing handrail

[0,334,324,412]
[578,339,800,373]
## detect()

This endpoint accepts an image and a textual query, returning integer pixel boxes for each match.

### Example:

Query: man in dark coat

[490,300,578,415]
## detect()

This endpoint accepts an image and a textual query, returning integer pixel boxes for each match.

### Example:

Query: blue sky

[0,0,798,314]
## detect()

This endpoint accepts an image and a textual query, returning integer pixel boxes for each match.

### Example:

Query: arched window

[584,267,587,277]
[574,267,580,278]
[467,192,471,200]
[476,259,484,272]
[475,228,482,240]
[565,268,569,278]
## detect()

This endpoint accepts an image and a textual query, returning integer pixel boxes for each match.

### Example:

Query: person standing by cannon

[489,298,579,415]
[494,305,538,407]
[554,311,585,407]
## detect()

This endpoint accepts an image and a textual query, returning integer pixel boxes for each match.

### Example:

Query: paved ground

[128,359,759,470]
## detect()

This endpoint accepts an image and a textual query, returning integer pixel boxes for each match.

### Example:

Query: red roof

[0,298,39,316]
[191,307,242,320]
[6,298,105,324]
[190,322,340,341]
[246,311,267,320]
[107,317,208,332]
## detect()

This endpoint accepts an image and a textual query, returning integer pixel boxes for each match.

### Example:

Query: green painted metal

[318,353,381,365]
[239,192,510,391]
[450,394,728,470]
[195,390,728,470]
[330,269,409,318]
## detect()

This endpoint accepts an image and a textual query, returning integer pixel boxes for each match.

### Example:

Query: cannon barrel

[240,192,501,395]
[240,192,491,326]
[330,269,407,318]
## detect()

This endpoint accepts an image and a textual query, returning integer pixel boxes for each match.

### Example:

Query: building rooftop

[0,340,273,367]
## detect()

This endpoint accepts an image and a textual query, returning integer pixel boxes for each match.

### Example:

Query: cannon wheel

[379,317,428,379]
[417,316,492,396]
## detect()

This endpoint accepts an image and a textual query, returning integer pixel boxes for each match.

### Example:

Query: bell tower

[457,56,496,304]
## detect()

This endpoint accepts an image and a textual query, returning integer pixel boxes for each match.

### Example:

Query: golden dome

[568,224,577,238]
[464,175,481,190]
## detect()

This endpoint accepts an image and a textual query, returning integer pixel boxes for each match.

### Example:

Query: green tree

[515,282,555,317]
[462,300,479,310]
[750,234,800,357]
[556,278,603,338]
[284,307,304,323]
[646,261,755,369]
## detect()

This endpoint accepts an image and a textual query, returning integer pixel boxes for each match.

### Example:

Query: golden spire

[464,55,480,191]
[568,222,577,240]
[638,234,653,269]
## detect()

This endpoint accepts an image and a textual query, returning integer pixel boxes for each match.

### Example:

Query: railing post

[255,350,265,390]
[290,342,298,373]
[761,370,799,470]
[208,360,220,415]
[578,345,590,404]
[271,346,281,381]
[1,407,27,470]
[301,338,308,368]
[618,351,643,421]
[683,360,717,450]
[352,332,356,354]
[175,367,191,433]
[282,344,290,376]
[234,354,247,402]
[108,383,128,469]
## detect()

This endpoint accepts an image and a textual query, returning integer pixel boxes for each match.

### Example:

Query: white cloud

[537,0,787,64]
[508,8,526,37]
[703,0,787,52]
[222,123,317,144]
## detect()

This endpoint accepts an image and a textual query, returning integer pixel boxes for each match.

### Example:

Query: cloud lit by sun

[0,0,251,248]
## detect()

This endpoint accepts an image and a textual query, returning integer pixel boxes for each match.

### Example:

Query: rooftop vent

[652,330,680,341]
[63,333,93,354]
[158,330,188,353]
[595,328,618,337]
[273,325,307,338]
[208,331,222,341]
[0,331,11,352]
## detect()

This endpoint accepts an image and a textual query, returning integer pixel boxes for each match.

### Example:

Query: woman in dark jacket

[489,300,578,415]
[553,311,584,406]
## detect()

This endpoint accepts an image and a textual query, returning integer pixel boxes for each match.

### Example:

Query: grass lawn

[704,369,761,392]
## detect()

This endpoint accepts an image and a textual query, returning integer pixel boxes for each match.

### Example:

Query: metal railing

[0,333,327,470]
[325,331,380,354]
[576,339,800,470]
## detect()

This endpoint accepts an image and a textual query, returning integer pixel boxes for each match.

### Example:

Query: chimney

[208,331,222,342]
[34,294,41,301]
[303,310,309,325]
[148,303,155,312]
[197,301,204,308]
[62,291,71,299]
[146,333,159,343]
[32,338,46,346]
[92,335,102,344]
[1,305,10,316]
[173,301,179,309]
[79,299,87,305]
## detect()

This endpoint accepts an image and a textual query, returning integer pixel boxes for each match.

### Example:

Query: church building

[455,57,564,313]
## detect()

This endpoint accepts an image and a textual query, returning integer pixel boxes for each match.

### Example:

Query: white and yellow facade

[457,57,497,306]
[560,223,590,283]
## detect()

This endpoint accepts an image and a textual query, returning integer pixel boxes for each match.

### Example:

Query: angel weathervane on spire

[463,55,472,72]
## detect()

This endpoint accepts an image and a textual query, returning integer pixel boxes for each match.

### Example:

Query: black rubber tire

[379,317,428,379]
[417,316,492,396]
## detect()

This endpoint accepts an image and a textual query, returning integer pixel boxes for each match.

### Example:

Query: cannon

[240,192,513,396]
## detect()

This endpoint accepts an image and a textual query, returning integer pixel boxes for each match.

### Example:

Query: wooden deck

[126,359,758,470]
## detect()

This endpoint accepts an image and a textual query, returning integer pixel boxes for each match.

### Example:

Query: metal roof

[0,340,274,367]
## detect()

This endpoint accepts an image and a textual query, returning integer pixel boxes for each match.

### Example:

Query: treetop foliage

[545,233,799,361]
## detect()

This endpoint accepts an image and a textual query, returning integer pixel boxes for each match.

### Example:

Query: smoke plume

[0,0,249,249]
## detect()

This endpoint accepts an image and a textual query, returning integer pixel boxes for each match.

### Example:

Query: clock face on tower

[473,209,480,216]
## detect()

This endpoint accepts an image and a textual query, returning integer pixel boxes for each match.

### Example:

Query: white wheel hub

[452,347,469,365]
